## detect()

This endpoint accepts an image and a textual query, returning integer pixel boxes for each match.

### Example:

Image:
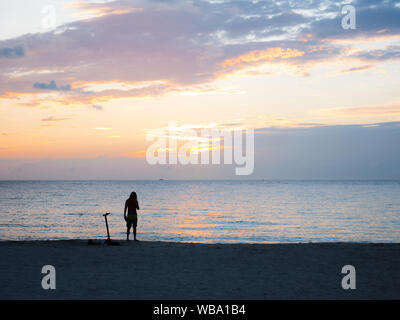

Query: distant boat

[159,179,165,181]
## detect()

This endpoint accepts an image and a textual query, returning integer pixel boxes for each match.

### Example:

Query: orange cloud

[377,29,389,34]
[221,47,305,68]
[331,105,400,117]
[68,2,142,20]
[0,79,175,108]
[316,101,400,119]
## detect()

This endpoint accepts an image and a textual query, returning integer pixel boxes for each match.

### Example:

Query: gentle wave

[0,180,399,243]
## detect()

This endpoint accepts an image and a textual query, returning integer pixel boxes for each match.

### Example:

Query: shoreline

[1,241,399,299]
[1,239,399,244]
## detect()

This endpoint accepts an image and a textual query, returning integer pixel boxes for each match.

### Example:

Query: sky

[0,0,400,179]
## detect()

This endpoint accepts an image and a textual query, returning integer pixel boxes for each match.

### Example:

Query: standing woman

[124,192,140,241]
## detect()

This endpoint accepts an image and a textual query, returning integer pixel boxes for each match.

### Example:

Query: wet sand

[0,241,399,299]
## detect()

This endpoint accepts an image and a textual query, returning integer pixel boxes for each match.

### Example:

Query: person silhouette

[124,192,140,241]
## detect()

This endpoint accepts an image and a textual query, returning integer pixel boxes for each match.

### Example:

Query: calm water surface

[0,180,399,243]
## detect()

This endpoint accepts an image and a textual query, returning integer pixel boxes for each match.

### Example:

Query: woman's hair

[129,192,137,200]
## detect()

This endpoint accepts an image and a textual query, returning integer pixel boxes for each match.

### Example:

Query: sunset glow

[1,0,400,179]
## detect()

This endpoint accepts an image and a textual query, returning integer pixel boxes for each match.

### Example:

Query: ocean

[0,180,399,243]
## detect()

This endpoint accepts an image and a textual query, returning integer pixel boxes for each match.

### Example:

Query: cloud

[179,86,245,96]
[33,80,71,91]
[2,122,400,180]
[351,46,400,62]
[332,106,400,117]
[41,116,73,122]
[317,102,400,118]
[68,1,141,20]
[90,104,103,111]
[221,47,305,68]
[304,1,400,41]
[253,121,400,180]
[0,0,400,105]
[0,45,24,58]
[339,65,373,74]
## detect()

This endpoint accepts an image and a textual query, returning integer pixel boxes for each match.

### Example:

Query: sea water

[0,180,399,243]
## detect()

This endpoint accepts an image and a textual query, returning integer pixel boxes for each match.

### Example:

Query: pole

[103,212,111,241]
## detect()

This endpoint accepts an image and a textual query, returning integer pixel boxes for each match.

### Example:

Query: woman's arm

[136,200,140,210]
[124,201,128,220]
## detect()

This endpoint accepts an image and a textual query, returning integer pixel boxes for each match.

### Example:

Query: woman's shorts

[126,214,137,228]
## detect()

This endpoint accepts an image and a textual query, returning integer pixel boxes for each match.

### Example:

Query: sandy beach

[0,241,399,300]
